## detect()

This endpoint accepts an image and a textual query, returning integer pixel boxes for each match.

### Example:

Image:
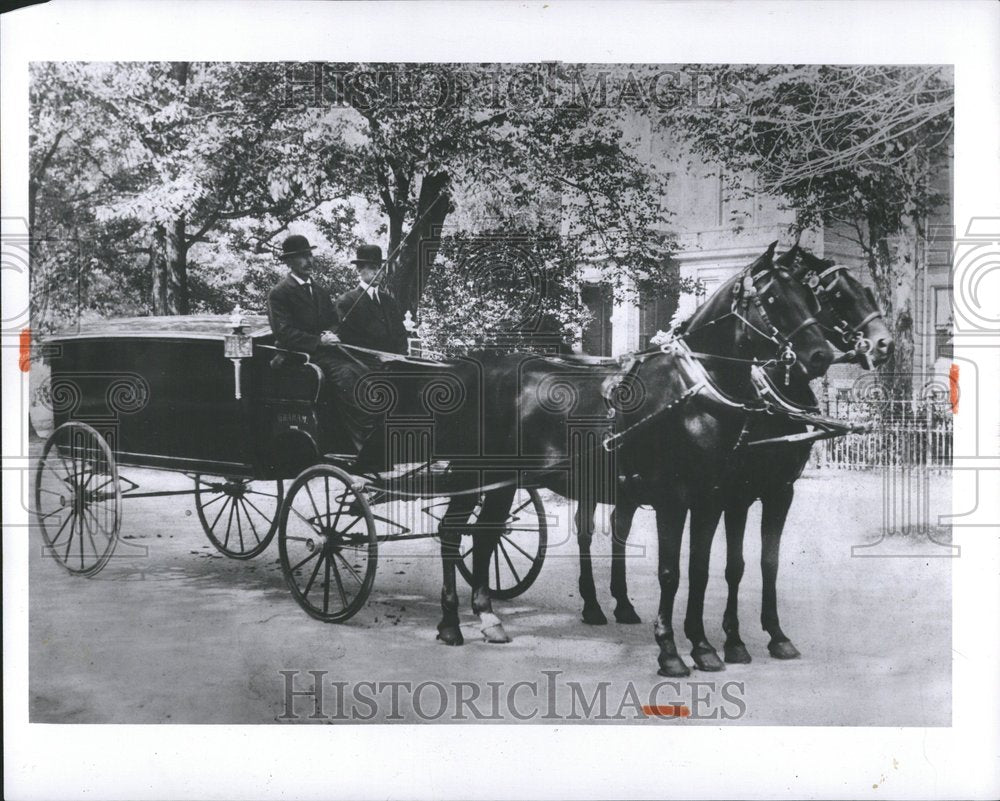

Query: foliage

[665,64,954,395]
[29,61,359,328]
[31,62,685,344]
[417,226,584,354]
[307,63,679,311]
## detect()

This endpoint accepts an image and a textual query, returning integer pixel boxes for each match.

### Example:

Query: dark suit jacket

[335,286,409,355]
[267,274,338,354]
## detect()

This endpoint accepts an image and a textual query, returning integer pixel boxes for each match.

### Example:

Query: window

[580,283,612,356]
[933,285,953,360]
[639,291,677,347]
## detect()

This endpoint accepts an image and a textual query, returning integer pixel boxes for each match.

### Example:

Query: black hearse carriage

[34,313,547,621]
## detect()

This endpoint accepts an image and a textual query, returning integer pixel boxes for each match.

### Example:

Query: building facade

[577,119,954,403]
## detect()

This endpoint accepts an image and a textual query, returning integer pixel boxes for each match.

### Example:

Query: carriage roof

[44,314,272,343]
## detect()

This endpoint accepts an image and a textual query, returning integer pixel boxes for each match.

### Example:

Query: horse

[430,242,833,668]
[717,245,893,663]
[568,244,890,672]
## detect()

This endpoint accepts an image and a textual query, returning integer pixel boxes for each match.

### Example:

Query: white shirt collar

[358,279,380,300]
[289,271,311,286]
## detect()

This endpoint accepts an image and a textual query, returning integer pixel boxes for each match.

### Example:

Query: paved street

[28,454,951,725]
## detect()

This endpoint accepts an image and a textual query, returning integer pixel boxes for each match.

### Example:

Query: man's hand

[320,331,341,346]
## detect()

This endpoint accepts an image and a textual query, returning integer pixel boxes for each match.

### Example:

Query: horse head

[776,245,894,369]
[736,242,834,379]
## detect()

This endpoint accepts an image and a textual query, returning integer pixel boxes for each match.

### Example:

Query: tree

[32,62,689,344]
[301,63,680,319]
[30,62,360,320]
[667,64,953,397]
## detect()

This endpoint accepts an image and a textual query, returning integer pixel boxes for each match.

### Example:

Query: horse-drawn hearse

[34,313,549,624]
[35,242,891,669]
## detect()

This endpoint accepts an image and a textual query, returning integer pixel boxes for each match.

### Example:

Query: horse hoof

[768,639,801,660]
[436,626,464,646]
[582,605,608,625]
[614,605,642,624]
[691,648,726,672]
[482,624,511,644]
[479,612,511,644]
[724,643,752,664]
[657,656,691,677]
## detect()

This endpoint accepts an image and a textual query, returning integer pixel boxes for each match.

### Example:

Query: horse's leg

[722,504,751,664]
[761,483,801,659]
[684,503,725,671]
[654,500,690,677]
[471,485,518,643]
[610,498,641,624]
[436,493,478,646]
[576,497,607,625]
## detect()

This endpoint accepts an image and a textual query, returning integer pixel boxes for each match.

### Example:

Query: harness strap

[848,310,882,335]
[750,365,820,415]
[817,264,850,281]
[601,339,765,453]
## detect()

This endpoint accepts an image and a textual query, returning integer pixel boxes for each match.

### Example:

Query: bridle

[733,269,822,370]
[598,267,824,451]
[798,261,885,367]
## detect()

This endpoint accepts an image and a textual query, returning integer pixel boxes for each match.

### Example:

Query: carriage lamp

[224,305,253,399]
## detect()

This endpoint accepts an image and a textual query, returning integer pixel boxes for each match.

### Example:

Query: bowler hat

[278,234,316,260]
[350,244,384,267]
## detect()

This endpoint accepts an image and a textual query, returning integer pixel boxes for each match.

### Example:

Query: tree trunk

[165,216,189,314]
[151,226,168,314]
[151,218,189,314]
[387,171,451,315]
[150,62,191,316]
[888,218,918,402]
[865,213,916,403]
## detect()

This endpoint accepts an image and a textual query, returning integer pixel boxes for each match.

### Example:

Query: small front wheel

[278,465,377,622]
[194,475,283,559]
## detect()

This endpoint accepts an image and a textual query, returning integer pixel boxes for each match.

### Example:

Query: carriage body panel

[42,315,317,477]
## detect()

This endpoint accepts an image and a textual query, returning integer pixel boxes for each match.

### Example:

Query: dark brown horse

[570,245,890,673]
[431,243,833,670]
[717,246,893,663]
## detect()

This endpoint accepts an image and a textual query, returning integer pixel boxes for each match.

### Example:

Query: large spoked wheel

[34,421,121,577]
[456,488,548,600]
[194,475,284,559]
[278,465,377,622]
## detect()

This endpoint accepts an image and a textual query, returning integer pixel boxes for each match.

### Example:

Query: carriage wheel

[34,421,121,577]
[455,488,548,600]
[278,465,377,622]
[194,475,284,559]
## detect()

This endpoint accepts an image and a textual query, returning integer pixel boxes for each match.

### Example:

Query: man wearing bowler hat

[324,244,410,471]
[267,234,340,357]
[268,234,376,468]
[335,244,409,355]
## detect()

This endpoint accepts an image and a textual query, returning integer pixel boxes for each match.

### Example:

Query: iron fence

[813,398,953,472]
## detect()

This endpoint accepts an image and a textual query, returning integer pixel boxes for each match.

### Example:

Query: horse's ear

[750,241,778,275]
[776,244,798,268]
